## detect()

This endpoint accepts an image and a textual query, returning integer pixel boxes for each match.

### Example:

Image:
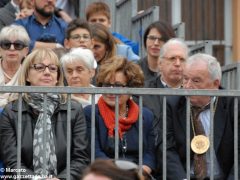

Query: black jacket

[0,99,89,180]
[166,96,239,179]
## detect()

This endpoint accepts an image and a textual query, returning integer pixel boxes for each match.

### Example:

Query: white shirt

[190,107,223,178]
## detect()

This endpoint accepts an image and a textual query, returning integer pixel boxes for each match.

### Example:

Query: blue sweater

[84,105,156,170]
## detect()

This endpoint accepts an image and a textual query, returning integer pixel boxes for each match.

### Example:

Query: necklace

[119,105,129,119]
[190,97,218,154]
[2,70,13,80]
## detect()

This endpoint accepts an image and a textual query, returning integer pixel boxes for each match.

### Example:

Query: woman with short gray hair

[0,24,30,108]
[61,47,100,107]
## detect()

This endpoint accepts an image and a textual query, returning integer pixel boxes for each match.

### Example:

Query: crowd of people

[0,0,238,180]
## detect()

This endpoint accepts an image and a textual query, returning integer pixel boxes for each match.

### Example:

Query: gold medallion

[191,135,210,154]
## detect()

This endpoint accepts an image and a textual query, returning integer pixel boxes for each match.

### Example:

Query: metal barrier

[115,0,138,39]
[189,41,213,55]
[221,63,240,90]
[172,22,186,40]
[131,6,160,57]
[0,86,238,180]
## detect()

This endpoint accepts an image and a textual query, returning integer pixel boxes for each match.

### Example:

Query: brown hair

[91,23,116,64]
[85,2,111,21]
[143,20,176,48]
[65,18,92,39]
[96,56,144,88]
[82,159,143,180]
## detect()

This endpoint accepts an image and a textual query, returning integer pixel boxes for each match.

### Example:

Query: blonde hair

[18,48,66,103]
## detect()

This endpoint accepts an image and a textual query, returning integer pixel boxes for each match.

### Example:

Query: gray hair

[0,25,30,45]
[61,47,97,70]
[159,38,189,60]
[187,53,222,81]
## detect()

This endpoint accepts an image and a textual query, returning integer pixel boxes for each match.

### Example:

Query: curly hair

[96,56,144,88]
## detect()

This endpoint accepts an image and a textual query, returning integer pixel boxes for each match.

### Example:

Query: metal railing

[0,86,239,179]
[131,6,160,57]
[115,0,138,39]
[221,63,240,90]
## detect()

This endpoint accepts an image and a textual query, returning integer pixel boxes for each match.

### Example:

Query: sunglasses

[30,63,59,73]
[0,40,27,50]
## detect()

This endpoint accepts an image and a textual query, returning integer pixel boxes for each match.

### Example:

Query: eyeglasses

[69,34,91,41]
[30,63,58,73]
[101,82,128,88]
[0,40,27,50]
[147,35,165,43]
[162,56,186,63]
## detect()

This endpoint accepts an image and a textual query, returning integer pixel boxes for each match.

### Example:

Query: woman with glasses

[84,56,156,177]
[0,24,29,108]
[138,21,175,83]
[61,47,101,107]
[0,48,89,179]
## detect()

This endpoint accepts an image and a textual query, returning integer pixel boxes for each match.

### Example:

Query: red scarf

[98,96,139,139]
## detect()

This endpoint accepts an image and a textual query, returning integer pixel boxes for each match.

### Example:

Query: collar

[32,13,54,26]
[190,96,217,109]
[160,76,182,89]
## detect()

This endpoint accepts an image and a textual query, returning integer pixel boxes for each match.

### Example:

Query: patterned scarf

[97,96,139,139]
[28,93,59,176]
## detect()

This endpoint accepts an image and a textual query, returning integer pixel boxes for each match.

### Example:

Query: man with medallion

[165,53,239,179]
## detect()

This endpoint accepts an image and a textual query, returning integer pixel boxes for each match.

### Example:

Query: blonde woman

[0,48,89,179]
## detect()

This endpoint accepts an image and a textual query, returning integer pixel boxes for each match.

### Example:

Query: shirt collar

[160,77,182,89]
[32,13,54,26]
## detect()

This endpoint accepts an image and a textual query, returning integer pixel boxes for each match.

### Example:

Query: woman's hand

[143,165,152,174]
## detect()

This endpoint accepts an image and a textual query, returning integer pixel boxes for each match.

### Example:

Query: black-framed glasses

[101,82,128,88]
[69,34,91,41]
[147,35,165,43]
[30,63,59,73]
[0,40,27,50]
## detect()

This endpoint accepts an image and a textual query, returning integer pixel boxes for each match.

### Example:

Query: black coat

[137,56,159,83]
[0,99,89,180]
[166,96,239,179]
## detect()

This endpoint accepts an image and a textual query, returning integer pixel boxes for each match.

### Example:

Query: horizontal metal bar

[1,86,240,96]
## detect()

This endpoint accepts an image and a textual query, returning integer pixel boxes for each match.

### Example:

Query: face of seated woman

[0,38,28,64]
[27,58,59,86]
[64,60,94,87]
[102,71,130,109]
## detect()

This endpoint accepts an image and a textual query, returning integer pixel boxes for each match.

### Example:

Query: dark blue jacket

[84,105,156,170]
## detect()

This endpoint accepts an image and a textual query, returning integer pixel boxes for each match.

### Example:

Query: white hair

[159,38,189,60]
[61,47,97,70]
[0,24,30,45]
[187,53,222,81]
